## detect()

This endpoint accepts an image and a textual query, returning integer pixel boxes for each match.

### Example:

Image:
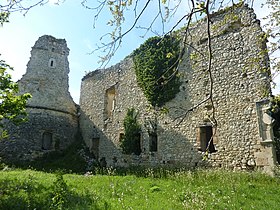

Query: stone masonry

[0,4,277,174]
[80,4,278,173]
[0,35,78,162]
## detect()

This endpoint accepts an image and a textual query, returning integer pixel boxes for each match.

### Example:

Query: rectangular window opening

[197,126,216,153]
[105,86,116,118]
[119,132,124,142]
[42,131,53,150]
[134,133,142,155]
[91,137,100,159]
[149,132,158,152]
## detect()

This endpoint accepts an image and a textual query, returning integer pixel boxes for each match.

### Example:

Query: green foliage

[0,58,31,129]
[120,108,141,155]
[133,35,181,107]
[0,12,9,25]
[0,169,280,209]
[270,95,280,164]
[263,0,280,76]
[50,173,69,210]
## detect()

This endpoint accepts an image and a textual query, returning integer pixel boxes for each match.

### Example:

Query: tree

[120,108,141,155]
[1,1,279,70]
[0,58,31,137]
[0,0,48,25]
[89,0,279,128]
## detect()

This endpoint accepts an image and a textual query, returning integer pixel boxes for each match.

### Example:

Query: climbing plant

[120,108,141,155]
[132,35,181,107]
[271,95,280,164]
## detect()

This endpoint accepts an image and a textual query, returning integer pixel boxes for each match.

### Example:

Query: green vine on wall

[132,35,181,107]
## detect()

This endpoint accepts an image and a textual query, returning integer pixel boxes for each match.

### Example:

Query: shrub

[50,173,69,210]
[120,108,141,155]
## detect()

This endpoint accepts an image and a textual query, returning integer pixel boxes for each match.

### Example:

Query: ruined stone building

[0,35,78,161]
[0,4,278,173]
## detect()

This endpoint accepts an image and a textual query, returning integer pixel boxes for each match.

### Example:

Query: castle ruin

[0,35,78,161]
[1,4,278,173]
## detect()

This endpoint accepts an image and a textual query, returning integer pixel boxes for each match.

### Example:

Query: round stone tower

[0,35,78,162]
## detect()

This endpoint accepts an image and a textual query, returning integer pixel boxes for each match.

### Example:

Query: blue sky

[0,0,277,103]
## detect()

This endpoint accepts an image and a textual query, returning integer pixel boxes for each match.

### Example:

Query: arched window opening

[134,133,142,155]
[48,58,56,68]
[105,86,116,118]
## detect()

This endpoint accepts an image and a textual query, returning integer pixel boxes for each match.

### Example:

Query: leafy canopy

[133,35,181,107]
[0,59,31,129]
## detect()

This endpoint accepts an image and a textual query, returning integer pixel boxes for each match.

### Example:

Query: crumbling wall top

[32,35,69,55]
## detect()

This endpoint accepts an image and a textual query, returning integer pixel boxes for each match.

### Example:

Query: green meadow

[0,168,279,210]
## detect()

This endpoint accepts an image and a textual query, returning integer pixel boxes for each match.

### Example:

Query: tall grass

[0,168,279,209]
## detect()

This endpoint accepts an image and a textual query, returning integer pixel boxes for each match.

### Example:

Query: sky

[0,0,278,104]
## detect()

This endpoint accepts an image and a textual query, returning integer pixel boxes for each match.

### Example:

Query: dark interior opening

[149,132,158,152]
[199,126,216,153]
[42,132,53,150]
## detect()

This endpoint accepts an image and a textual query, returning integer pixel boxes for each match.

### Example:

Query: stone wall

[80,4,277,173]
[2,109,78,162]
[0,35,78,162]
[19,35,76,114]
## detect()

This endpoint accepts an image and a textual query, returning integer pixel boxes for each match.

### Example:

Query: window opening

[134,133,141,155]
[42,132,53,150]
[91,137,100,159]
[105,86,116,118]
[48,58,56,68]
[149,132,158,152]
[197,126,216,153]
[119,132,124,141]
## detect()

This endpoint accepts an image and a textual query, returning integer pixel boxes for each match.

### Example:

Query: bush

[120,108,141,155]
[50,173,69,210]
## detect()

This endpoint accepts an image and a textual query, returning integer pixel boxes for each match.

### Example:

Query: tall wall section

[80,4,277,172]
[1,35,78,162]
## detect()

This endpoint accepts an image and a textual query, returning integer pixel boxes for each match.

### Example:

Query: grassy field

[0,168,280,210]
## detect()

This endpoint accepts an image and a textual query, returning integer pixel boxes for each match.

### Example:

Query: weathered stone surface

[19,35,76,114]
[0,35,78,162]
[1,5,277,174]
[79,4,277,172]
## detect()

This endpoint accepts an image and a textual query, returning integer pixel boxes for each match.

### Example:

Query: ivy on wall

[132,35,181,107]
[120,108,141,155]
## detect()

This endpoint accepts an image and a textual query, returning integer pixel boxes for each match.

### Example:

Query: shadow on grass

[2,138,97,174]
[0,173,103,210]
